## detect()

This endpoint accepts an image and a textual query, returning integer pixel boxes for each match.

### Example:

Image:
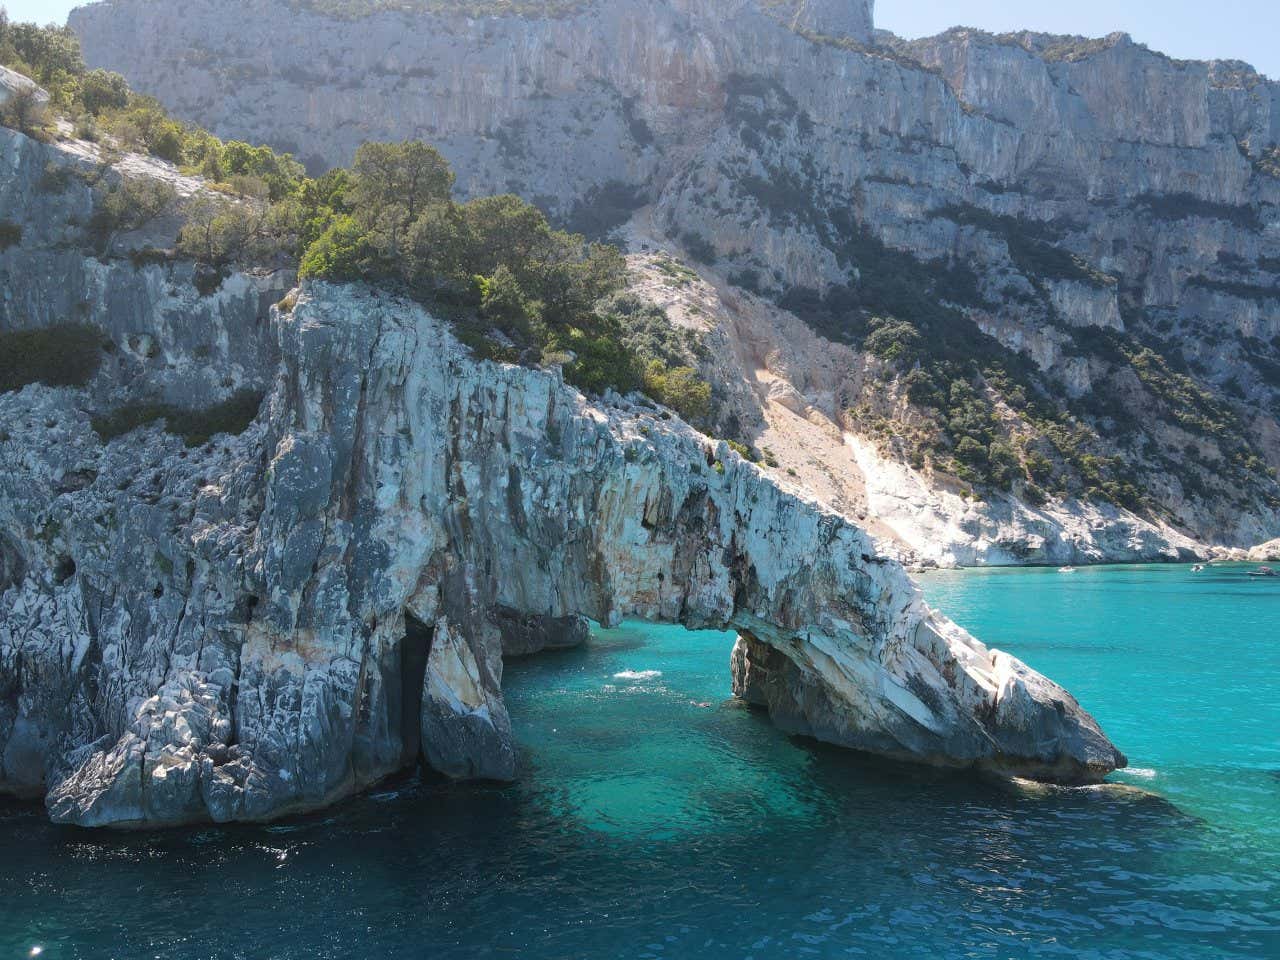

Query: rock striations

[67,0,1280,563]
[0,127,1123,827]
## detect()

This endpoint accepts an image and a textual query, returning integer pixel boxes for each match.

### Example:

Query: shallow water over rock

[2,564,1277,958]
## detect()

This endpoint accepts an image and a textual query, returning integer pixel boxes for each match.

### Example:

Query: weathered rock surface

[624,248,1222,569]
[0,121,1125,826]
[69,0,1280,562]
[0,65,49,118]
[0,276,1124,827]
[1247,537,1280,561]
[496,609,591,658]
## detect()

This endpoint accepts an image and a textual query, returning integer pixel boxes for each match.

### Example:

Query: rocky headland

[0,121,1123,827]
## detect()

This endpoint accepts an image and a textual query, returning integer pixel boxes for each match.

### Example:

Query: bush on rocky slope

[293,140,710,411]
[3,15,710,424]
[0,219,20,249]
[0,325,104,394]
[91,390,265,446]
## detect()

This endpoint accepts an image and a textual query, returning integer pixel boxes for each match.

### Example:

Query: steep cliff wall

[0,123,1122,826]
[68,0,1280,562]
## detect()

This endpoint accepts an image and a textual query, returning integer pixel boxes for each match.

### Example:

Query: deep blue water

[2,563,1278,959]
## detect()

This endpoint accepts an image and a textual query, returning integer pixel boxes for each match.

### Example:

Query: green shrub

[865,318,922,366]
[298,215,381,281]
[105,100,186,164]
[92,391,264,446]
[0,324,103,393]
[560,330,641,396]
[0,220,20,251]
[79,68,130,116]
[680,231,718,266]
[641,360,712,423]
[564,180,644,239]
[38,163,74,194]
[0,84,46,136]
[192,266,225,297]
[87,177,177,254]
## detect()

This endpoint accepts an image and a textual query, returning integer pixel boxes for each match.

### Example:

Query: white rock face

[844,432,1202,567]
[68,0,1280,557]
[1248,537,1280,561]
[778,0,873,40]
[0,65,49,118]
[0,275,1125,827]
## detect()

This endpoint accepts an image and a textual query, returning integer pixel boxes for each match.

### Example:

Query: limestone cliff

[68,0,1280,564]
[0,125,1122,827]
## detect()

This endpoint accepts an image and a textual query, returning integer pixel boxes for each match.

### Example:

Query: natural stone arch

[11,285,1121,828]
[267,285,1122,806]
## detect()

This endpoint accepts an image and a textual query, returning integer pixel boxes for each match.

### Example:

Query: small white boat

[1191,564,1206,573]
[1058,566,1077,573]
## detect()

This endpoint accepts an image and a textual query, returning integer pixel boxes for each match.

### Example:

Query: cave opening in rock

[53,554,76,584]
[400,612,434,766]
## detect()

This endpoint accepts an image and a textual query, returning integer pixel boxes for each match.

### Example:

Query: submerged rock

[1,275,1124,827]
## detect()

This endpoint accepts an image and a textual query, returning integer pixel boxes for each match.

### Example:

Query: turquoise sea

[1,563,1278,958]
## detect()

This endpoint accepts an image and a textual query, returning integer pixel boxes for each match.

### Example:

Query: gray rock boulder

[0,65,49,121]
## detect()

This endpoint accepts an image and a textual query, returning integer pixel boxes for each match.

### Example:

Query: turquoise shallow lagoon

[2,563,1278,958]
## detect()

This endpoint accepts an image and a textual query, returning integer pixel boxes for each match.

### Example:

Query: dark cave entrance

[400,612,434,766]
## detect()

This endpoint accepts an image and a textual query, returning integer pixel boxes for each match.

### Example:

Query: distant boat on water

[1248,565,1278,578]
[1058,566,1077,574]
[1191,564,1206,572]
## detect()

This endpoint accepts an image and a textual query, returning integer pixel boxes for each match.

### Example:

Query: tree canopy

[0,12,714,426]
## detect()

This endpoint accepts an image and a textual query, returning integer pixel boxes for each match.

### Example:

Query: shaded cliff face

[0,124,1122,826]
[69,0,1280,558]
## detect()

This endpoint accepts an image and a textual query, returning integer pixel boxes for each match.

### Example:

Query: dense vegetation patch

[92,391,265,447]
[1132,193,1261,231]
[0,324,104,394]
[1186,276,1280,302]
[1,14,711,424]
[0,11,307,195]
[935,204,1113,287]
[564,180,645,240]
[287,140,702,405]
[0,219,21,250]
